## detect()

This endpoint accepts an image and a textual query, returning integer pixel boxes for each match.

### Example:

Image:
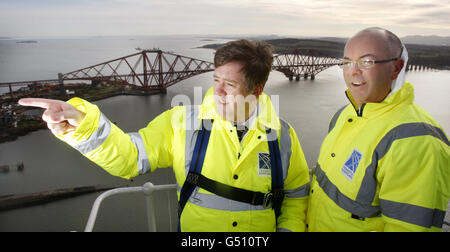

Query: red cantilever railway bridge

[0,49,341,95]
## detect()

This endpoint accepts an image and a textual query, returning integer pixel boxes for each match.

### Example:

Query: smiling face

[343,31,403,107]
[213,61,260,123]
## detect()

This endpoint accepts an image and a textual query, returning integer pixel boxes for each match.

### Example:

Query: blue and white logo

[341,149,363,181]
[258,152,271,177]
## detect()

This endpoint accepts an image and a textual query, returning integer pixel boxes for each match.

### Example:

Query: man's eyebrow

[213,75,239,85]
[342,54,377,60]
[359,53,376,58]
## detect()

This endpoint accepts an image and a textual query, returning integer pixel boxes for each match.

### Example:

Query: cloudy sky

[0,0,449,38]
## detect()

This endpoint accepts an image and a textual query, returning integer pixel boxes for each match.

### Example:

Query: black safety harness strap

[185,172,276,208]
[177,119,285,231]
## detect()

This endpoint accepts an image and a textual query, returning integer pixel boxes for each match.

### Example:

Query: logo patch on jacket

[258,152,271,177]
[341,149,362,181]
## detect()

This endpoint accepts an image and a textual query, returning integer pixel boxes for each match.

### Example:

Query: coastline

[0,82,163,144]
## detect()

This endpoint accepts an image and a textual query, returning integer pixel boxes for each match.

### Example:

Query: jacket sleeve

[377,134,450,232]
[57,97,175,180]
[276,126,310,232]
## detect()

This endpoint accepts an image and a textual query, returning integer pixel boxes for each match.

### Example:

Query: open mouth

[215,97,228,106]
[352,81,366,87]
[217,98,227,105]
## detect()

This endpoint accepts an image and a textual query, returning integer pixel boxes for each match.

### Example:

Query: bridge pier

[58,73,66,97]
[285,73,316,81]
[8,84,14,100]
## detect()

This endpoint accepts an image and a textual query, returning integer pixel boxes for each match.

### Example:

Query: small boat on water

[0,165,10,173]
[17,162,24,171]
[0,162,24,173]
[16,40,38,43]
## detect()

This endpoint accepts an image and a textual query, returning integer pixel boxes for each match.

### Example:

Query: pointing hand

[18,98,86,135]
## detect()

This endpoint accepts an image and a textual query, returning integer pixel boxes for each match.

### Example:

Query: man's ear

[392,58,404,80]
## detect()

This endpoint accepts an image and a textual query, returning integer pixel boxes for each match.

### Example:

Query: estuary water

[0,36,449,231]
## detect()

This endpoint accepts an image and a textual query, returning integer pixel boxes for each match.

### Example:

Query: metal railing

[84,182,177,232]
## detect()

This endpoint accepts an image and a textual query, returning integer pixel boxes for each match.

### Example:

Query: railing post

[84,183,177,232]
[143,182,157,232]
[84,186,143,232]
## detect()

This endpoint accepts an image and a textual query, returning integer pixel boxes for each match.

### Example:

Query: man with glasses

[306,27,449,231]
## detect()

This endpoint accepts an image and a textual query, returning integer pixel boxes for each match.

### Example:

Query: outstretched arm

[18,97,176,180]
[19,97,143,179]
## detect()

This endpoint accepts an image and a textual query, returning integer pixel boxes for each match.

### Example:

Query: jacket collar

[199,87,281,131]
[345,82,414,117]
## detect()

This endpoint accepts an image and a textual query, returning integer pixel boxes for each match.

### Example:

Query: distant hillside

[401,35,450,46]
[201,38,345,58]
[315,35,450,47]
[200,37,450,69]
[404,43,450,69]
[264,38,345,58]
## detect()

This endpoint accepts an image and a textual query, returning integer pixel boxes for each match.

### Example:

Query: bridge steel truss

[272,49,341,81]
[0,48,439,95]
[62,50,215,90]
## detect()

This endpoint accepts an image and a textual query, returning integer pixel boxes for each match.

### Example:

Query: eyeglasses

[339,48,403,70]
[338,57,399,70]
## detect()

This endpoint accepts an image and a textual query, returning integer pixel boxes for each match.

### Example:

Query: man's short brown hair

[214,40,273,92]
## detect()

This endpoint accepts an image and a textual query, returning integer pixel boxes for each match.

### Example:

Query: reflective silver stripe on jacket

[279,119,291,181]
[128,132,151,175]
[188,189,269,211]
[285,183,310,198]
[356,122,449,206]
[314,164,381,217]
[184,106,201,177]
[315,122,449,227]
[380,199,446,228]
[182,106,301,212]
[328,105,347,133]
[280,118,310,198]
[73,113,111,154]
[175,184,308,212]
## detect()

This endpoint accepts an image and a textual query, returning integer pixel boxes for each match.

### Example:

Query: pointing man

[19,40,310,232]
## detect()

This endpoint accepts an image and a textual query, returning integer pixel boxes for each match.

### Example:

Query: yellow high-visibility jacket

[307,82,450,232]
[58,87,310,232]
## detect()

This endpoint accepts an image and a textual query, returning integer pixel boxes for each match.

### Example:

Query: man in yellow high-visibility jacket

[307,27,450,232]
[19,40,310,232]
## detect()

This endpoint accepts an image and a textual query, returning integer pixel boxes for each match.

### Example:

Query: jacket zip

[357,104,366,117]
[345,90,366,117]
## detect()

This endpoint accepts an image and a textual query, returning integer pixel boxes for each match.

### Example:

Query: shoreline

[0,82,163,144]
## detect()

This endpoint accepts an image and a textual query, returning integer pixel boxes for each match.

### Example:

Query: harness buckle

[186,172,199,185]
[263,192,273,209]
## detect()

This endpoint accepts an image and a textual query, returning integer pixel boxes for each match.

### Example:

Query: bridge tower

[61,50,214,91]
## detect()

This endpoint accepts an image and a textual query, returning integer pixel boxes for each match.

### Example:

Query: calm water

[0,36,449,231]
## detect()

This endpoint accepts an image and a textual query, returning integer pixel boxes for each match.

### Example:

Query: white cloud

[0,0,448,37]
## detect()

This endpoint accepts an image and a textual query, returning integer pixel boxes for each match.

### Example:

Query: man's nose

[214,79,226,95]
[349,62,362,75]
